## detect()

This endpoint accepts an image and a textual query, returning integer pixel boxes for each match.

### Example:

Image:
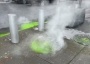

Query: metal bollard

[8,14,19,43]
[38,1,45,31]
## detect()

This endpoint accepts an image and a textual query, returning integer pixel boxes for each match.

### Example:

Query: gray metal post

[38,1,45,31]
[79,0,82,8]
[8,14,19,43]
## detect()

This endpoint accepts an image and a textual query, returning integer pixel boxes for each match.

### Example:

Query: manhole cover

[73,34,90,46]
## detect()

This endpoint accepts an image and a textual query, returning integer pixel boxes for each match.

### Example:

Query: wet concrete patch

[1,55,50,64]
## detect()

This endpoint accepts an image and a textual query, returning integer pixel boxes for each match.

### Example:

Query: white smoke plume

[82,0,90,9]
[45,1,80,53]
[12,1,84,55]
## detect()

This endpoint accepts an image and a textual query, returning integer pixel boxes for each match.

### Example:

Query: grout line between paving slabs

[37,56,52,64]
[36,46,86,64]
[67,46,86,64]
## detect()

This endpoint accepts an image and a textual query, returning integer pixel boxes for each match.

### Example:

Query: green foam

[30,40,52,54]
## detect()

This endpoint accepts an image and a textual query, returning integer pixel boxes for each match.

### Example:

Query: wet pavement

[0,26,88,64]
[70,46,90,64]
[76,20,90,33]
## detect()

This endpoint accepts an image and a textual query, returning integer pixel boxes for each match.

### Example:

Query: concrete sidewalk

[0,27,88,64]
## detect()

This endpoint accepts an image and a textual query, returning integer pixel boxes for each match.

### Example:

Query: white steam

[82,0,90,9]
[45,1,80,53]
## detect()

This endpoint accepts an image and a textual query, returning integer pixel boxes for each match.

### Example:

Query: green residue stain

[0,33,10,38]
[21,22,38,30]
[74,36,90,46]
[0,21,48,38]
[81,38,90,42]
[0,22,38,38]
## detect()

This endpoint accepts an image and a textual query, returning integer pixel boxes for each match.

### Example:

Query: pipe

[8,14,19,43]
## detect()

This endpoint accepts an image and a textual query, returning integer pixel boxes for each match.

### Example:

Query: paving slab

[70,46,90,64]
[2,54,50,64]
[39,39,84,64]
